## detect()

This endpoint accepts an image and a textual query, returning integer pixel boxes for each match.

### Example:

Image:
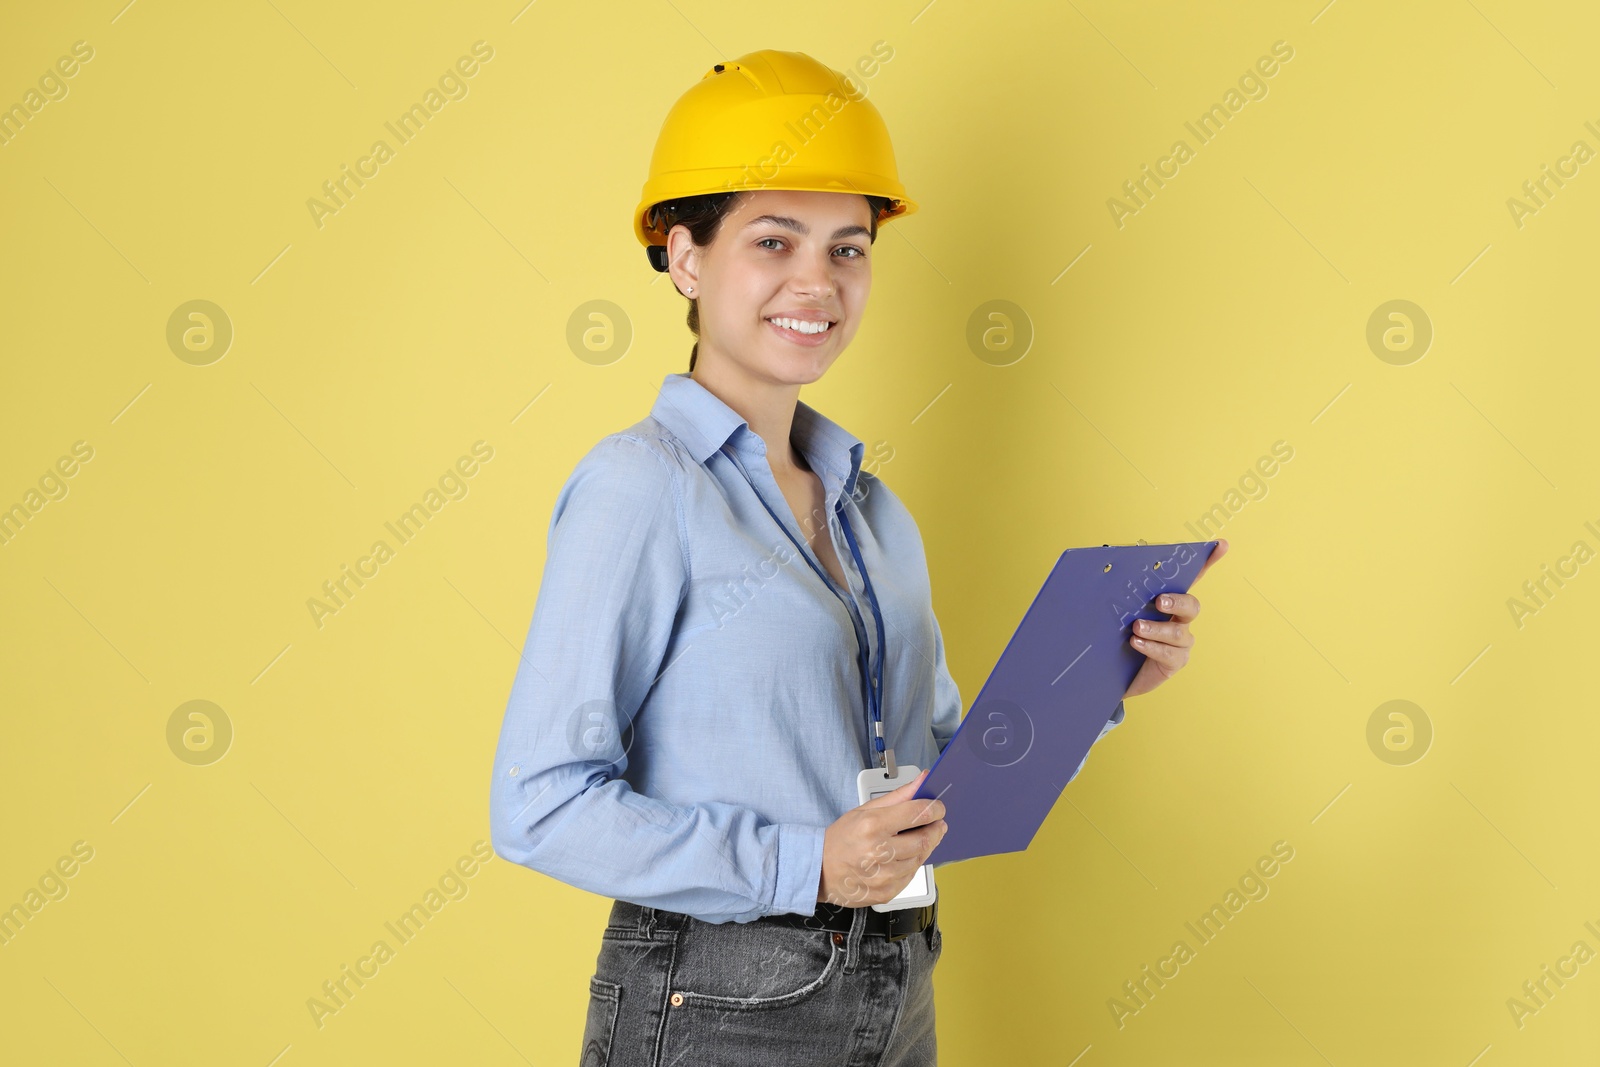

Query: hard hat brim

[635,174,917,248]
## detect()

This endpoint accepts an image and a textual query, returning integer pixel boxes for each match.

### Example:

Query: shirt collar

[650,372,866,499]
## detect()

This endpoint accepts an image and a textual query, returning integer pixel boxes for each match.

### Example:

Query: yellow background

[3,0,1597,1063]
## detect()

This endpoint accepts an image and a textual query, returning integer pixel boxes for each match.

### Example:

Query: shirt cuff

[771,822,828,918]
[1108,699,1126,726]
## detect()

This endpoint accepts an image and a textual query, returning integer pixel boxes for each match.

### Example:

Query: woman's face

[669,189,874,387]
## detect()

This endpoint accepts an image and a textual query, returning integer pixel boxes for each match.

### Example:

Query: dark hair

[649,192,894,372]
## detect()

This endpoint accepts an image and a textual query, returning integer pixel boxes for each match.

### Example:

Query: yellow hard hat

[634,49,917,270]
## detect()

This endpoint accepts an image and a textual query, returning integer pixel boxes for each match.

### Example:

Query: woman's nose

[790,252,837,296]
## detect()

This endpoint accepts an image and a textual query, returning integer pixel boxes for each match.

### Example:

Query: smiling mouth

[764,317,836,342]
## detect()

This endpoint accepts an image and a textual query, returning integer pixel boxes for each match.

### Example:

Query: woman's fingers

[1131,631,1190,668]
[1157,592,1201,623]
[855,825,940,883]
[860,768,928,808]
[1134,617,1193,646]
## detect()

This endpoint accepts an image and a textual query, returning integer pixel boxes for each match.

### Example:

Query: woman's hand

[818,769,945,908]
[1123,539,1228,700]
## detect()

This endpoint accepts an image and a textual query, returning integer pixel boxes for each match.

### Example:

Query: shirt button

[670,992,684,1006]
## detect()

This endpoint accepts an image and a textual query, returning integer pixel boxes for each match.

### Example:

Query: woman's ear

[665,225,701,298]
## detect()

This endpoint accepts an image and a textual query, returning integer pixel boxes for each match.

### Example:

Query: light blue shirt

[488,371,1125,924]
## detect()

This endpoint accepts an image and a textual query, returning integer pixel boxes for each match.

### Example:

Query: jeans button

[832,932,844,945]
[670,992,684,1006]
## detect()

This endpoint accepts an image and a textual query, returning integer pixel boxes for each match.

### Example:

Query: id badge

[856,764,938,912]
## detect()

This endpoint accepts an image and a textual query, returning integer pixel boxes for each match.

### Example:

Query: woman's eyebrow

[744,214,871,240]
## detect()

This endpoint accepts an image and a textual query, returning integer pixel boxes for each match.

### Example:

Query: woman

[488,50,1223,1066]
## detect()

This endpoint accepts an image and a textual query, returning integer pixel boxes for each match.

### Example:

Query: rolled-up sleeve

[930,610,963,756]
[1065,699,1126,785]
[488,436,826,923]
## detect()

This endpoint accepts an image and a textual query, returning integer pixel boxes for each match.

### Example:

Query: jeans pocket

[668,920,842,1011]
[580,975,621,1067]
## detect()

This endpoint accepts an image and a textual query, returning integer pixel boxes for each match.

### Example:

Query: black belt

[759,898,937,943]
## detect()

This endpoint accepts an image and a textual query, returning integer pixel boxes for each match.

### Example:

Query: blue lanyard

[720,444,891,770]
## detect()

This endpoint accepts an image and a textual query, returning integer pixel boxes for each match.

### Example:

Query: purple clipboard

[916,539,1219,866]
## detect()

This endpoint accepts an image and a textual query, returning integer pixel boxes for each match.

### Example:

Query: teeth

[768,317,831,335]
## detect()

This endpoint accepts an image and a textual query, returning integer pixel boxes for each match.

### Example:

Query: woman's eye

[755,238,866,259]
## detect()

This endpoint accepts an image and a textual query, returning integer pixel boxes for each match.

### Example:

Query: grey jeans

[580,898,943,1066]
